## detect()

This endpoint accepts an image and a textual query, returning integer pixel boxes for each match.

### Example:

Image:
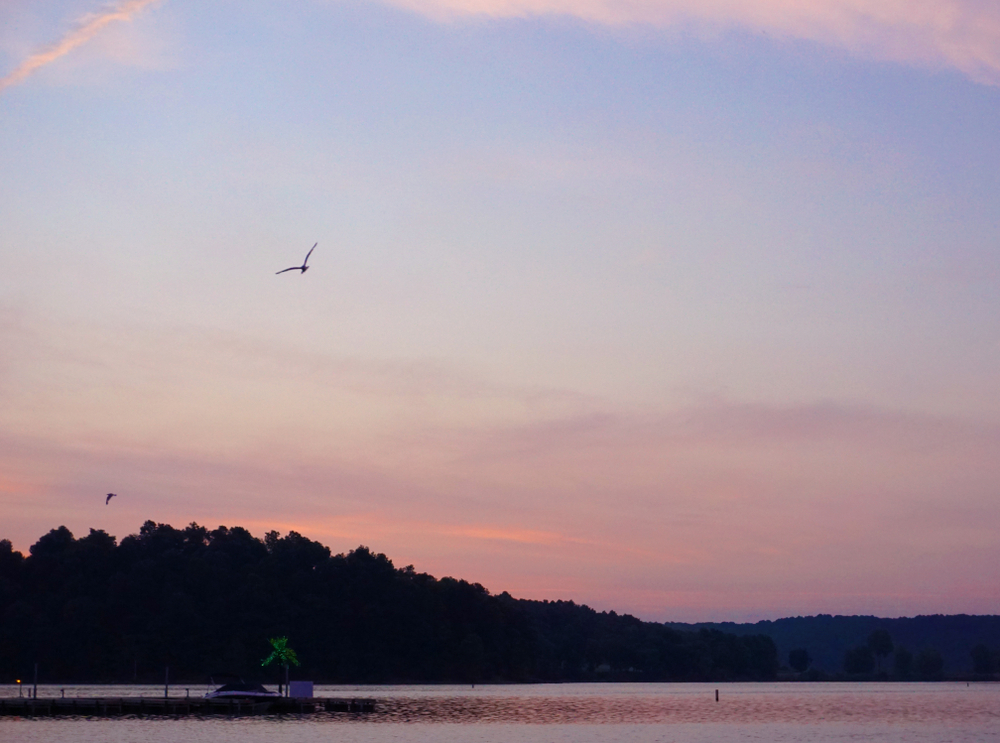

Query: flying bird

[105,493,117,505]
[276,243,317,275]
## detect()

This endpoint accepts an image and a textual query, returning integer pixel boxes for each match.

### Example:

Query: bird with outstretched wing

[276,243,317,275]
[106,493,117,505]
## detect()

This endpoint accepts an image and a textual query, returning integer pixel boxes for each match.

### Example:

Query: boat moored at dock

[204,682,280,700]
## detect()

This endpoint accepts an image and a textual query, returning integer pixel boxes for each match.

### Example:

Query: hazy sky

[2,0,998,622]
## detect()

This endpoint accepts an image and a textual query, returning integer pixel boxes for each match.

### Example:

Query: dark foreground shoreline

[0,696,375,717]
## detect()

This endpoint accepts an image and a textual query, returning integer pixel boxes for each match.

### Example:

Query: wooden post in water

[164,666,169,699]
[715,689,719,702]
[33,663,38,699]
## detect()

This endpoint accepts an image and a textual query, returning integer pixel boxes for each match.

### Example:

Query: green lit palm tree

[262,636,300,696]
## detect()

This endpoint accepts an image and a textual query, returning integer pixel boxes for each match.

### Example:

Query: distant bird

[276,243,317,275]
[105,493,117,505]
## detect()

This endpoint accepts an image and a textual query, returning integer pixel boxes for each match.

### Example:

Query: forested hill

[665,615,1000,674]
[0,522,778,683]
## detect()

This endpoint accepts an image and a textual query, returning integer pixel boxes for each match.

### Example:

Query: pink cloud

[4,393,999,620]
[384,0,1000,85]
[3,314,998,619]
[0,0,161,94]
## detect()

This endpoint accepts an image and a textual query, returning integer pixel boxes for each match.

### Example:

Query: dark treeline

[0,522,778,684]
[667,614,1000,676]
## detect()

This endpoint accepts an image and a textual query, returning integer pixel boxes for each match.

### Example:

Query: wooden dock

[0,696,376,717]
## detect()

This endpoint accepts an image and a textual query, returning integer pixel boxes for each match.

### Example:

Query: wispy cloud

[5,0,996,95]
[387,0,1000,85]
[4,310,1000,619]
[0,0,161,94]
[4,390,1000,619]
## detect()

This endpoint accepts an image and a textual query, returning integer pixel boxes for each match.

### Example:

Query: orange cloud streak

[0,0,162,94]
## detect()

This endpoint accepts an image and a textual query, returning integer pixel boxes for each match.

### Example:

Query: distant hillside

[665,615,1000,674]
[0,521,778,683]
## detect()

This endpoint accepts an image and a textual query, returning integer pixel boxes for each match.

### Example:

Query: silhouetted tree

[844,645,875,675]
[970,644,994,675]
[664,613,1000,674]
[788,648,811,673]
[867,629,893,674]
[915,648,944,679]
[893,646,913,679]
[0,521,780,683]
[458,633,486,683]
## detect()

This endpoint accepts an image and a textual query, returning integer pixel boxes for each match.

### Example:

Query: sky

[1,0,998,623]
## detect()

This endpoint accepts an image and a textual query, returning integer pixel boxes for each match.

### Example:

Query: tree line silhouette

[668,613,1000,676]
[0,522,779,683]
[788,629,955,680]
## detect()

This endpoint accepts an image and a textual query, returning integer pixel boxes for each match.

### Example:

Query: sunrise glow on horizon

[1,0,998,623]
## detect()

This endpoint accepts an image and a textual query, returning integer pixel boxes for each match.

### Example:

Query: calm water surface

[2,682,998,742]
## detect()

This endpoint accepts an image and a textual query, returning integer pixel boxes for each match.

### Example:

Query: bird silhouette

[105,493,117,505]
[276,243,317,275]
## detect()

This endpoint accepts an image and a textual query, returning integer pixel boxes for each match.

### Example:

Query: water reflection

[350,683,1000,725]
[3,682,998,725]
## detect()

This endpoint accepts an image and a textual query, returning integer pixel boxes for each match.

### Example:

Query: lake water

[2,682,998,742]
